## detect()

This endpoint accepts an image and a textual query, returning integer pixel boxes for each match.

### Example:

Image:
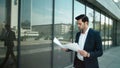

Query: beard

[80,29,84,33]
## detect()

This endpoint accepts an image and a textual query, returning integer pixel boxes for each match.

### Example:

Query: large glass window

[20,0,52,68]
[54,0,72,68]
[74,0,85,38]
[0,0,118,68]
[0,0,6,65]
[0,0,18,68]
[86,6,94,28]
[95,11,100,31]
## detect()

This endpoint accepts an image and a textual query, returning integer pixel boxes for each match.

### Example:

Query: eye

[78,23,82,25]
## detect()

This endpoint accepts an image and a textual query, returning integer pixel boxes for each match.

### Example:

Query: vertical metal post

[104,15,106,50]
[115,20,117,46]
[108,18,110,49]
[51,0,55,68]
[17,0,21,68]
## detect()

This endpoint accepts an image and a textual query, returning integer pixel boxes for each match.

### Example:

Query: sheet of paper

[64,43,81,52]
[53,37,81,51]
[53,37,65,48]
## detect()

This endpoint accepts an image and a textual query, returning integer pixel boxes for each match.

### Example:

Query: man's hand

[78,50,90,57]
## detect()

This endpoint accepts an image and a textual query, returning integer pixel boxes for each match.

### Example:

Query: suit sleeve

[89,32,103,58]
[13,32,16,40]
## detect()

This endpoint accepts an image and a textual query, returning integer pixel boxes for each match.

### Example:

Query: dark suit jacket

[74,28,103,68]
[4,30,16,47]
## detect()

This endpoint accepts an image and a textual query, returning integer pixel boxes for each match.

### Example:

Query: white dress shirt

[77,27,90,61]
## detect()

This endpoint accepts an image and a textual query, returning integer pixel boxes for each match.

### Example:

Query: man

[0,24,16,68]
[62,14,103,68]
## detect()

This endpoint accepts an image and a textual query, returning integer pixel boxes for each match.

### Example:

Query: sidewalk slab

[99,46,120,68]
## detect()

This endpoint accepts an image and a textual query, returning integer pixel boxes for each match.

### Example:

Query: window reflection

[86,7,93,28]
[21,0,32,41]
[54,0,72,67]
[55,0,72,42]
[0,0,5,58]
[0,0,17,68]
[20,0,52,68]
[0,0,6,36]
[74,1,85,37]
[95,11,100,31]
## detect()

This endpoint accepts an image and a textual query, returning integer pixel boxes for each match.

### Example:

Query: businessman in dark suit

[62,14,103,68]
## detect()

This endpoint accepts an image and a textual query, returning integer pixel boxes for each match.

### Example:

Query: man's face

[77,19,85,30]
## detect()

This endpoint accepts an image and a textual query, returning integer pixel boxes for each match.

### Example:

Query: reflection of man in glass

[0,24,16,68]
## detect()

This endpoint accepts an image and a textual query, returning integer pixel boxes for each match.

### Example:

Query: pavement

[66,46,120,68]
[98,46,120,68]
[0,45,120,68]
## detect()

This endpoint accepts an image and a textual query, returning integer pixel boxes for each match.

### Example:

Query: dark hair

[75,14,89,22]
[5,24,10,30]
[5,24,10,27]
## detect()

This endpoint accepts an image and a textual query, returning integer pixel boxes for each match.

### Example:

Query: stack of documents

[53,37,81,52]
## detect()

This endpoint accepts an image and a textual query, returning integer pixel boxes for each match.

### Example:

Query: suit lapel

[76,32,81,43]
[76,29,92,50]
[83,29,91,50]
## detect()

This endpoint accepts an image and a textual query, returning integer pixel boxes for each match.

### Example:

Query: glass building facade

[0,0,118,68]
